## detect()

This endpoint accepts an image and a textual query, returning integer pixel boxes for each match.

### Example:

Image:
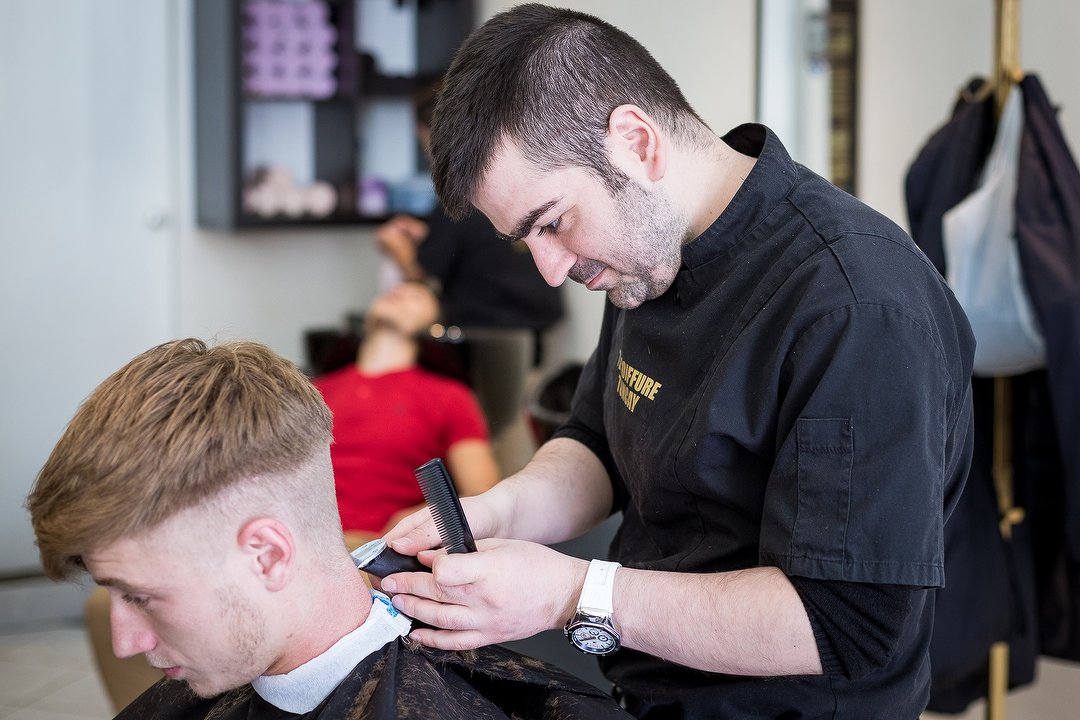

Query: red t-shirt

[313,365,489,534]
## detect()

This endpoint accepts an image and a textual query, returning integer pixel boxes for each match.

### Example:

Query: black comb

[414,457,477,553]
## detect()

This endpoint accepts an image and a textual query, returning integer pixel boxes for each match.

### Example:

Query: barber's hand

[375,215,429,280]
[380,538,589,650]
[382,493,499,556]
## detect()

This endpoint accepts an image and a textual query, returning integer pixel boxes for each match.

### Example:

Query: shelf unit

[194,0,474,230]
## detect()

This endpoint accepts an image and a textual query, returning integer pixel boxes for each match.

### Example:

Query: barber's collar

[681,123,798,269]
[251,590,411,713]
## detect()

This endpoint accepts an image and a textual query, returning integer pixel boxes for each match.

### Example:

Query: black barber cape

[905,74,1080,713]
[114,640,631,720]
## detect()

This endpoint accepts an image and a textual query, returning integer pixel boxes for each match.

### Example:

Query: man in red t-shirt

[314,282,500,545]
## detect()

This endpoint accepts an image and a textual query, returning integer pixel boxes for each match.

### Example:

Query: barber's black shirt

[555,125,976,719]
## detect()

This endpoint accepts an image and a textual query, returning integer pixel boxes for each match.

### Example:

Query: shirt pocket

[792,416,853,563]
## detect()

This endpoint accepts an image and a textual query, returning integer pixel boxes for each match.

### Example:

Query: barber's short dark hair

[430,3,705,220]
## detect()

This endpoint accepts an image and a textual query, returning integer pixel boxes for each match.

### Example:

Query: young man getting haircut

[27,338,629,719]
[80,281,500,712]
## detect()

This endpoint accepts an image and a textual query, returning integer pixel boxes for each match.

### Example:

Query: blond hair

[27,338,334,579]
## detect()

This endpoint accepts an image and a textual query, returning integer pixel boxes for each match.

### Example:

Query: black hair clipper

[351,457,476,577]
[414,457,477,553]
[350,538,426,577]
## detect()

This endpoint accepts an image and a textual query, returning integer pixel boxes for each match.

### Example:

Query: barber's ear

[607,104,666,183]
[236,518,294,592]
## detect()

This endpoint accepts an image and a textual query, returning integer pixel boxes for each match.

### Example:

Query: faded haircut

[430,3,707,220]
[26,338,334,580]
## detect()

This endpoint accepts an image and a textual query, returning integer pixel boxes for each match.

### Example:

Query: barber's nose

[109,596,158,659]
[524,234,575,287]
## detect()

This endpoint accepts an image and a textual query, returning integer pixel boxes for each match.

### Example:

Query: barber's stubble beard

[577,180,690,310]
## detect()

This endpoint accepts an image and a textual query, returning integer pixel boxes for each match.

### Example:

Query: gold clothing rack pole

[987,3,1024,717]
[992,0,1021,116]
[989,376,1020,720]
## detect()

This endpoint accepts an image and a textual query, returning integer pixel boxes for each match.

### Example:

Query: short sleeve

[440,382,490,448]
[759,303,951,587]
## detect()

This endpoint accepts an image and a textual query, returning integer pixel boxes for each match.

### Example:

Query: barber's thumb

[389,536,418,554]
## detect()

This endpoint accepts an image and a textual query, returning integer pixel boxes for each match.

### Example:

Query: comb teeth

[414,458,477,553]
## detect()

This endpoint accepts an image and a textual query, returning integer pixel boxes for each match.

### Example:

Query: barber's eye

[536,217,561,237]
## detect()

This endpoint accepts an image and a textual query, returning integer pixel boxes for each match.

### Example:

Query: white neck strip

[251,590,411,713]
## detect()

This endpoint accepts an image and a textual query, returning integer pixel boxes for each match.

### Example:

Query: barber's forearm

[613,565,823,676]
[489,437,613,544]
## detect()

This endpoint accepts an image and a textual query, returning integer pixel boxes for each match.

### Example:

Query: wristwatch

[564,559,622,655]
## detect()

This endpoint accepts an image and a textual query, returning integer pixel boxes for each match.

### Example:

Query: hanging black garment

[1015,75,1080,665]
[904,74,1080,713]
[1015,75,1080,562]
[905,78,997,277]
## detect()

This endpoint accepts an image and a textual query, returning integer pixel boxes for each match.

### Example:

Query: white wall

[0,1,178,573]
[757,0,832,177]
[859,0,1080,231]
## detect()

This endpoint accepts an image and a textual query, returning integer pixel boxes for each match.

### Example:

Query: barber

[382,5,975,718]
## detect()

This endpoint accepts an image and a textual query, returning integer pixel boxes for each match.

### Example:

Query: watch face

[570,624,619,654]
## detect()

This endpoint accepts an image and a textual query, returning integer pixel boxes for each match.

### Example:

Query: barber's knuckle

[432,607,458,630]
[430,566,459,590]
[485,584,507,605]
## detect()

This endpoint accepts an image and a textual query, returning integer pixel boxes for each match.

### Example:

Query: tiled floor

[0,621,113,720]
[1,617,1077,719]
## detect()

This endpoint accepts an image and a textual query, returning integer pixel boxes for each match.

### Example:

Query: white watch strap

[577,559,621,616]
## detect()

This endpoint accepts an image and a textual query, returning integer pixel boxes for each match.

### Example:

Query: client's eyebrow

[495,199,560,244]
[94,577,146,594]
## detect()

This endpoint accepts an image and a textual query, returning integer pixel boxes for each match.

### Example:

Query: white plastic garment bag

[943,86,1047,376]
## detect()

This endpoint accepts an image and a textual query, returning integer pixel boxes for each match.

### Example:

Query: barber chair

[414,324,532,441]
[526,362,583,445]
[304,327,361,378]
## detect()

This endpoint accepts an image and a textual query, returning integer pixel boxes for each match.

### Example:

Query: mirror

[756,0,859,194]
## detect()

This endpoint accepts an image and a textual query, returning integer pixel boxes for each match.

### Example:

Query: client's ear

[237,518,294,592]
